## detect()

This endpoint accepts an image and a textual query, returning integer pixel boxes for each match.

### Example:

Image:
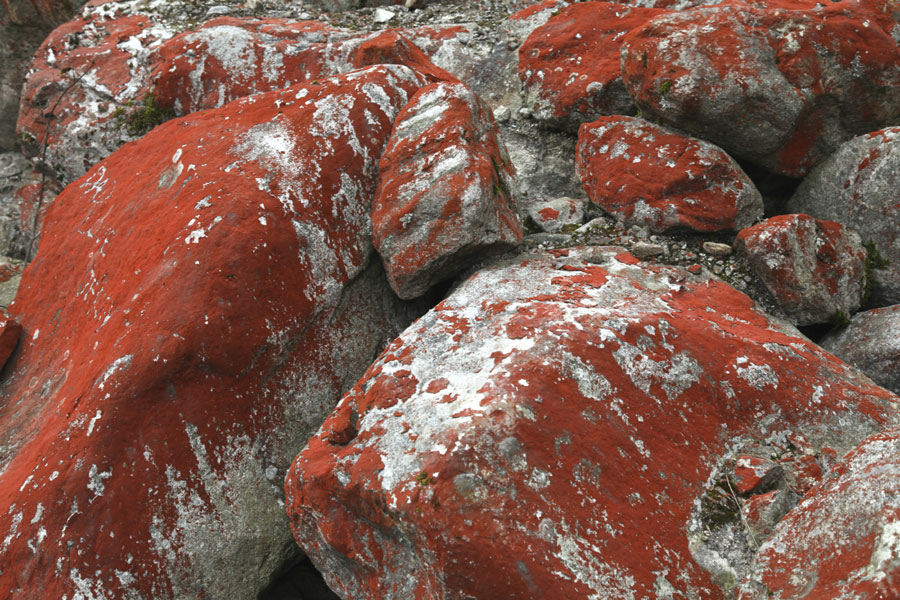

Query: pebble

[631,242,666,259]
[373,8,395,23]
[703,241,733,256]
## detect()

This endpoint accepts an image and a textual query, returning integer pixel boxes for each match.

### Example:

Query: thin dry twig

[25,59,95,262]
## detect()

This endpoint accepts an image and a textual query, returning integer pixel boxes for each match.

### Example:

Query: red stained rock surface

[733,455,782,495]
[0,317,21,371]
[285,246,896,599]
[620,4,900,177]
[525,196,586,233]
[735,214,866,326]
[518,2,666,129]
[576,116,763,232]
[372,80,522,299]
[738,428,900,598]
[0,65,428,599]
[787,126,900,306]
[150,17,355,115]
[16,6,173,183]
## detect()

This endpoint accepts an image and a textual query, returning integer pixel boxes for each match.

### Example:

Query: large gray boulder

[787,126,900,306]
[821,304,900,396]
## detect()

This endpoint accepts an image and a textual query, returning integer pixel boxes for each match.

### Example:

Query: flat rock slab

[286,246,896,599]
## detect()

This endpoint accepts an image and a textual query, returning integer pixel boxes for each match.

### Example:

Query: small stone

[630,242,665,259]
[688,264,703,274]
[733,455,783,495]
[781,454,823,496]
[526,197,586,234]
[204,5,231,17]
[743,489,800,540]
[518,107,532,119]
[494,105,511,123]
[373,8,395,23]
[703,241,732,256]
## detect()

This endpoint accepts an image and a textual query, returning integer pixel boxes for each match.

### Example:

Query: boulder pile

[1,0,900,598]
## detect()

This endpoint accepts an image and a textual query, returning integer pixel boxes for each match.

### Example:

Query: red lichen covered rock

[620,4,900,176]
[149,18,355,115]
[822,304,900,396]
[787,126,900,305]
[576,116,763,232]
[0,64,428,599]
[372,80,522,299]
[733,455,782,495]
[16,3,175,183]
[285,246,896,599]
[525,196,586,233]
[518,2,666,129]
[738,428,900,598]
[150,20,461,117]
[735,214,866,325]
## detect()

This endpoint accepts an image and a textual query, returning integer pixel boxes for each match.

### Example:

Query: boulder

[821,304,900,395]
[735,214,867,325]
[285,246,897,599]
[0,64,428,600]
[0,153,44,259]
[518,2,665,129]
[738,428,900,598]
[372,80,522,299]
[620,4,900,177]
[152,23,457,117]
[576,116,763,232]
[149,18,356,115]
[787,126,900,305]
[16,4,179,184]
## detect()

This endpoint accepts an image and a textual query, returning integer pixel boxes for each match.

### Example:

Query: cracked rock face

[0,65,428,600]
[788,126,900,306]
[737,428,900,598]
[285,246,896,600]
[576,116,763,233]
[735,214,866,326]
[620,2,900,177]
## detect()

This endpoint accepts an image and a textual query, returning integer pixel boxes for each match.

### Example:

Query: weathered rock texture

[372,80,522,299]
[0,64,428,599]
[518,1,664,129]
[788,126,900,306]
[822,304,900,395]
[525,196,586,233]
[735,214,867,325]
[621,4,900,177]
[285,246,896,599]
[738,428,900,598]
[576,116,763,232]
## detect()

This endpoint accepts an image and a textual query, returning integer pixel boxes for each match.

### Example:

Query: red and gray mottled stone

[285,245,896,600]
[787,126,900,306]
[372,80,522,299]
[735,214,867,325]
[16,0,179,184]
[0,317,21,370]
[620,4,900,177]
[738,427,900,598]
[821,305,900,396]
[525,196,586,233]
[576,116,763,233]
[518,2,665,130]
[0,65,427,600]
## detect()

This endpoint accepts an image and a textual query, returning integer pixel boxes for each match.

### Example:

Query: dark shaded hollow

[258,555,341,600]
